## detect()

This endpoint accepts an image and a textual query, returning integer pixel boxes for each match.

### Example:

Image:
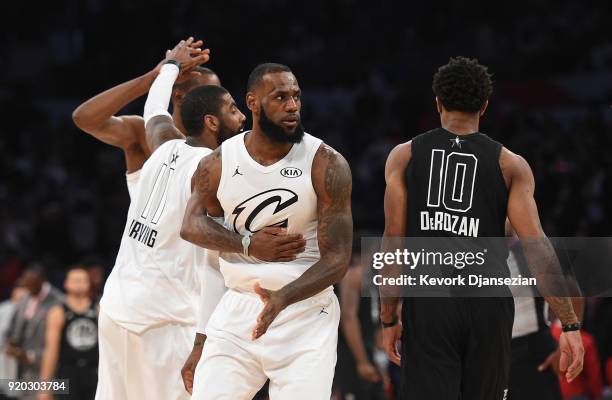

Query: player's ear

[246,92,259,115]
[480,100,489,116]
[203,115,219,133]
[173,89,186,105]
[435,97,442,114]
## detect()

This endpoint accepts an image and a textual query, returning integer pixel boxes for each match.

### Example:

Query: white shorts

[192,289,340,400]
[95,310,194,400]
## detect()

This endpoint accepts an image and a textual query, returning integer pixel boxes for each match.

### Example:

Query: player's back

[405,127,511,295]
[100,139,211,333]
[406,127,508,239]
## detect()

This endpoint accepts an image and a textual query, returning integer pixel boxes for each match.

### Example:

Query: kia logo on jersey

[231,189,299,233]
[280,167,302,178]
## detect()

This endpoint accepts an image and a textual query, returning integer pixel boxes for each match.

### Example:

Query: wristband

[382,316,399,328]
[562,322,581,332]
[242,235,251,257]
[164,59,181,72]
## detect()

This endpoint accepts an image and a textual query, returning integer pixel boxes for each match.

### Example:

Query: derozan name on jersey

[420,211,480,237]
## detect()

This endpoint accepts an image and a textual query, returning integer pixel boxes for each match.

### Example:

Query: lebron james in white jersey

[181,63,353,399]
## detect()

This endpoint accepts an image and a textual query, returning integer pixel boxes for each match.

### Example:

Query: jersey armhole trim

[495,145,510,196]
[307,138,324,190]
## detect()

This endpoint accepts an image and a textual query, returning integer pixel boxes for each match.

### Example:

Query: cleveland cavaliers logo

[231,189,298,233]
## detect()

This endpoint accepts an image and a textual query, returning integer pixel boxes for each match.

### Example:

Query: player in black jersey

[380,57,584,399]
[39,265,98,400]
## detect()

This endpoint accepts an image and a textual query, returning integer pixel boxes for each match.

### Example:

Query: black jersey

[401,128,515,399]
[405,128,510,294]
[59,302,98,368]
[406,128,508,239]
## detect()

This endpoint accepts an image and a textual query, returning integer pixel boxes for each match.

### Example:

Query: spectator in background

[82,257,105,303]
[39,265,98,400]
[0,284,28,399]
[5,264,63,400]
[334,249,387,400]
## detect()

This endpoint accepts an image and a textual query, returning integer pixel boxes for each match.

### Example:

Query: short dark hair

[173,66,219,93]
[247,63,292,92]
[180,85,229,137]
[432,57,493,113]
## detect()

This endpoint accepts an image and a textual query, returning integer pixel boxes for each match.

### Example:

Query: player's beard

[218,120,242,144]
[258,105,304,144]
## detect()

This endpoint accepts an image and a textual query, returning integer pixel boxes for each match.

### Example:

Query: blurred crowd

[1,0,612,399]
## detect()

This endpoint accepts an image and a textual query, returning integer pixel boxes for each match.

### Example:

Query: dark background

[1,0,612,396]
[1,1,611,297]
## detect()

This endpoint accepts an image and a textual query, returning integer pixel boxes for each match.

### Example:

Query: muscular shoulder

[119,114,145,128]
[385,141,412,182]
[312,143,352,200]
[120,115,151,153]
[193,146,223,192]
[499,147,533,188]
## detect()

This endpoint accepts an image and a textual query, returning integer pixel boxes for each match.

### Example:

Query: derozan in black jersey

[406,127,507,239]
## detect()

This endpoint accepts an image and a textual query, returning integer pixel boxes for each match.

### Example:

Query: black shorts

[400,297,514,400]
[509,330,562,400]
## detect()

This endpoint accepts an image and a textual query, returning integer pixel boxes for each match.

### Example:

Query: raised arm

[503,147,584,382]
[251,143,353,339]
[380,142,411,366]
[72,75,153,173]
[180,149,306,259]
[72,38,205,173]
[144,38,209,152]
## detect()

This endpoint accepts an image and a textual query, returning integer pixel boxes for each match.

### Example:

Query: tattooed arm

[502,148,579,324]
[181,147,241,251]
[503,147,584,382]
[281,143,352,303]
[180,148,306,259]
[251,143,353,339]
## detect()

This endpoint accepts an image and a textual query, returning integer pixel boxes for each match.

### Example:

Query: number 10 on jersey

[427,149,478,213]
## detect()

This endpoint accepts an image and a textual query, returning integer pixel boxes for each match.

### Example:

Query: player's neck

[185,133,218,151]
[247,127,294,164]
[172,108,186,136]
[440,112,480,135]
[66,294,91,312]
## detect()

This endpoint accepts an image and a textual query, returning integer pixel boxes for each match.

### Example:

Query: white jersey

[217,131,324,293]
[125,169,141,199]
[101,139,211,333]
